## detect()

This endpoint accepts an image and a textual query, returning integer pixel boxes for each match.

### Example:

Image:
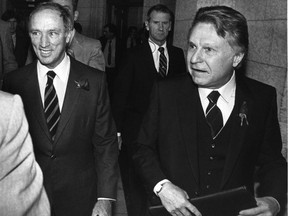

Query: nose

[190,49,203,63]
[158,23,164,30]
[40,34,49,48]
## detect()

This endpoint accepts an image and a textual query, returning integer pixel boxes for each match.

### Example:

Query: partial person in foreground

[133,5,287,216]
[3,3,118,216]
[0,91,50,216]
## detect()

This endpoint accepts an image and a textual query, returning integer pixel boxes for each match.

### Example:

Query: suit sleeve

[0,93,50,216]
[93,73,119,199]
[132,82,167,194]
[256,88,287,209]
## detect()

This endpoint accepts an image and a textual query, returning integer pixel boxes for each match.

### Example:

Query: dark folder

[149,186,257,216]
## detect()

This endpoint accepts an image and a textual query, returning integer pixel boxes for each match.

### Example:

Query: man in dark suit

[3,3,118,216]
[0,20,18,80]
[112,4,186,216]
[133,5,287,216]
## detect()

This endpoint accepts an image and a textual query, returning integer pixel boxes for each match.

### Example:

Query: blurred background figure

[0,19,17,88]
[125,26,138,49]
[1,9,30,68]
[74,21,82,34]
[99,23,121,99]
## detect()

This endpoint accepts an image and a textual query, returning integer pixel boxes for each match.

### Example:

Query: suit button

[50,154,56,159]
[209,156,214,160]
[206,185,210,189]
[207,171,212,175]
[194,191,199,196]
[211,144,215,148]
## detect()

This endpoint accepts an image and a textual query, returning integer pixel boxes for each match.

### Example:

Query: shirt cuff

[267,196,281,213]
[97,198,116,202]
[153,179,171,196]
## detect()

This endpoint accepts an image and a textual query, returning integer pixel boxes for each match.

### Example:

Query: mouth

[191,67,207,73]
[39,49,52,56]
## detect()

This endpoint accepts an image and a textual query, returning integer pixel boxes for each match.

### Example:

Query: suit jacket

[112,41,186,144]
[133,73,287,209]
[69,31,105,71]
[0,20,17,78]
[2,58,119,216]
[0,91,50,216]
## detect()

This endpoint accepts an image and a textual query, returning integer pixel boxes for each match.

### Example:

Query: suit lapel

[177,76,199,185]
[220,76,252,188]
[24,63,51,140]
[53,59,81,144]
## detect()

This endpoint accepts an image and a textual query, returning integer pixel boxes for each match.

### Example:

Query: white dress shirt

[198,71,236,126]
[37,53,70,112]
[148,39,169,73]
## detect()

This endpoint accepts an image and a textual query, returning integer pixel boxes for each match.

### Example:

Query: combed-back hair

[29,2,73,33]
[147,4,174,22]
[189,5,249,56]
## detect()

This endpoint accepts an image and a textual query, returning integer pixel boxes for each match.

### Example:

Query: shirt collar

[148,39,167,52]
[198,71,236,103]
[37,53,70,83]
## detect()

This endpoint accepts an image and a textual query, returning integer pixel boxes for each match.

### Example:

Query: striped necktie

[158,47,167,77]
[44,71,60,140]
[206,91,223,139]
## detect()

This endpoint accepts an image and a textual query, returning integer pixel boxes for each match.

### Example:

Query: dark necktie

[44,71,61,140]
[206,91,223,139]
[158,47,167,77]
[108,40,112,65]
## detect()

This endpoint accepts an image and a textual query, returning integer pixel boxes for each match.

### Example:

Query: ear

[145,21,149,30]
[232,52,244,68]
[66,30,73,44]
[168,21,172,31]
[74,10,79,22]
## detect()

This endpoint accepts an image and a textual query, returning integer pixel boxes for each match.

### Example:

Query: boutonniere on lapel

[74,79,90,91]
[239,101,249,126]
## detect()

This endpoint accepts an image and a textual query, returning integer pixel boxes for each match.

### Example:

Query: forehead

[149,11,170,21]
[30,9,65,30]
[52,0,73,10]
[189,23,226,45]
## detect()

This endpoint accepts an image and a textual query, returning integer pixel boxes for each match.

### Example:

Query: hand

[117,134,122,150]
[158,182,202,216]
[91,200,112,216]
[239,196,280,216]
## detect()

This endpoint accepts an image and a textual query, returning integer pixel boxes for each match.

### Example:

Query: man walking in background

[112,4,186,216]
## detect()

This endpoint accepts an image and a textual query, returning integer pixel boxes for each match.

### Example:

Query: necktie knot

[207,91,220,104]
[158,47,165,54]
[47,70,56,80]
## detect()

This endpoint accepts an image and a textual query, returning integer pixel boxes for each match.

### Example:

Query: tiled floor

[114,177,128,216]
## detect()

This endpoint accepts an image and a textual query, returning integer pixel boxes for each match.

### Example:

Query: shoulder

[71,58,104,78]
[237,74,276,96]
[0,91,23,122]
[75,32,101,49]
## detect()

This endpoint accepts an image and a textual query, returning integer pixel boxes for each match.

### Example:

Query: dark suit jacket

[133,73,287,209]
[112,41,186,146]
[2,58,119,216]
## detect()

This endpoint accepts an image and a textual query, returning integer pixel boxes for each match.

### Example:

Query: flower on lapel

[239,101,249,126]
[74,79,90,91]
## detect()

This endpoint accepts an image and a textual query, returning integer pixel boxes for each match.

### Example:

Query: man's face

[103,27,114,40]
[51,0,76,24]
[29,9,71,69]
[8,18,17,34]
[187,23,243,89]
[146,11,171,46]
